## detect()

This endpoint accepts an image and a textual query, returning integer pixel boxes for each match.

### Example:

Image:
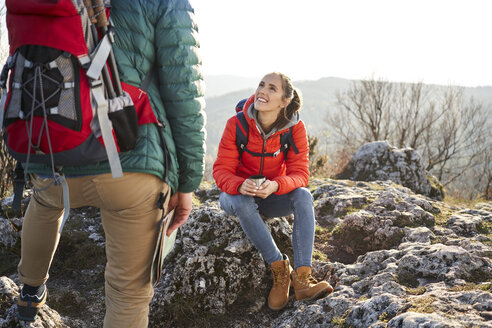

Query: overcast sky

[191,0,492,87]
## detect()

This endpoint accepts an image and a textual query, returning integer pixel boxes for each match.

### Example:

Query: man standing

[15,0,205,326]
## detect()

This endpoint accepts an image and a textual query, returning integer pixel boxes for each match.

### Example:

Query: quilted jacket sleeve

[273,120,310,194]
[155,0,206,193]
[213,117,246,195]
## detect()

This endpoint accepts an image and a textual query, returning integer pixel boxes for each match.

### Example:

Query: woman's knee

[289,187,313,204]
[219,193,256,215]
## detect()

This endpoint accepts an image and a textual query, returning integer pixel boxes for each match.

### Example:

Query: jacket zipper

[259,138,266,175]
[259,132,279,175]
[257,122,285,175]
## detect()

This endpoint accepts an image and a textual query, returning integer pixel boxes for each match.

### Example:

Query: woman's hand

[238,179,258,196]
[255,180,278,199]
[239,179,279,198]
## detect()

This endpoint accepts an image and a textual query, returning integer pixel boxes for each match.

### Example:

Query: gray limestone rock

[387,312,462,328]
[270,296,355,328]
[1,179,491,328]
[0,276,68,328]
[330,209,406,257]
[150,205,292,321]
[315,193,367,219]
[447,213,483,236]
[339,141,444,199]
[194,183,221,203]
[402,226,436,244]
[326,187,443,262]
[397,243,492,285]
[0,218,19,248]
[345,293,404,327]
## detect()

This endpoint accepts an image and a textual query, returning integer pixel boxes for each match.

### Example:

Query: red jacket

[213,96,310,195]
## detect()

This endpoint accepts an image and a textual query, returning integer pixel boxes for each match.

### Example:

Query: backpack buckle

[90,79,103,88]
[273,149,281,157]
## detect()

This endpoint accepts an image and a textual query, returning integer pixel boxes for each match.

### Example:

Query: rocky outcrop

[339,141,444,200]
[0,178,491,327]
[150,204,292,321]
[0,276,68,328]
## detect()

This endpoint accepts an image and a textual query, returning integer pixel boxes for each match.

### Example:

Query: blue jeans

[219,187,315,269]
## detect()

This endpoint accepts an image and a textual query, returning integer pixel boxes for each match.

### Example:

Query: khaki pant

[18,172,169,328]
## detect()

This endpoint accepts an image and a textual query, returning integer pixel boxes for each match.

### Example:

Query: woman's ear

[282,97,291,109]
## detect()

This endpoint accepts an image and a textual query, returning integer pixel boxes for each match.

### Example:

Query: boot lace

[271,266,289,287]
[296,273,318,288]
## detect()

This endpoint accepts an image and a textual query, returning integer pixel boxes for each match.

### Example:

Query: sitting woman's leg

[220,192,291,310]
[255,187,315,268]
[287,187,333,300]
[288,187,315,269]
[219,192,282,264]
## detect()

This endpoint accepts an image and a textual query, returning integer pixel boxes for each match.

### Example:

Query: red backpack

[0,0,162,228]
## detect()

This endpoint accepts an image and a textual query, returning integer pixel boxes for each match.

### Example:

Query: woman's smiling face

[254,73,289,115]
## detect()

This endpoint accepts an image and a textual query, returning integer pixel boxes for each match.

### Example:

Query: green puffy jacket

[30,0,206,193]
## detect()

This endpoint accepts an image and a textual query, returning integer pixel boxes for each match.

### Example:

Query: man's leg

[18,176,65,287]
[17,175,92,321]
[94,173,169,328]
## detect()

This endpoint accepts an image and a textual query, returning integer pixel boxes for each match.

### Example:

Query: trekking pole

[92,0,123,97]
[83,0,116,99]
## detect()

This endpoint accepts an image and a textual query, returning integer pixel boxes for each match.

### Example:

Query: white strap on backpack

[86,34,112,80]
[91,81,123,178]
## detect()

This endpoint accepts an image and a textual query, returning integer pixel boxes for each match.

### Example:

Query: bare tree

[423,89,489,184]
[327,76,491,195]
[391,82,442,149]
[328,77,394,151]
[483,152,492,200]
[446,146,492,200]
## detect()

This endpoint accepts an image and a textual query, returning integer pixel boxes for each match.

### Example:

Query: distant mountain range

[203,75,492,157]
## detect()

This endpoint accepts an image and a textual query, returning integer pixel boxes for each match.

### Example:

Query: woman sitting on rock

[213,72,333,310]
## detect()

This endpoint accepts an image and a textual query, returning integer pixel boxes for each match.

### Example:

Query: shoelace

[296,273,318,288]
[271,266,289,287]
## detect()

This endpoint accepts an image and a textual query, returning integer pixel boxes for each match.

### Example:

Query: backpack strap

[279,127,299,160]
[235,111,249,159]
[0,55,17,129]
[235,111,301,160]
[57,173,70,233]
[86,33,113,80]
[11,161,25,211]
[90,79,123,178]
[235,110,283,158]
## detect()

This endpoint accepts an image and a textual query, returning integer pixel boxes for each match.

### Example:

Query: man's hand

[166,192,192,236]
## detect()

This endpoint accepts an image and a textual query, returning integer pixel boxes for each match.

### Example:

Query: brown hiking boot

[268,255,292,310]
[292,266,333,301]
